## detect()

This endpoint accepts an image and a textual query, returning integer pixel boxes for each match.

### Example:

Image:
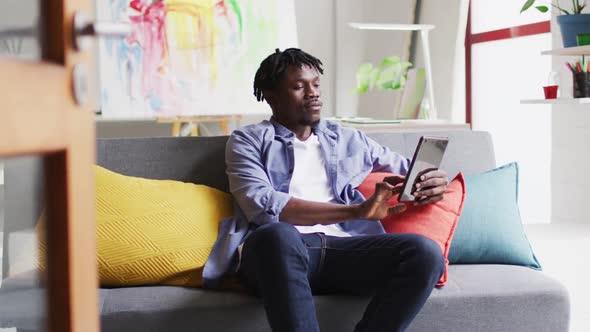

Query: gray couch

[0,130,570,331]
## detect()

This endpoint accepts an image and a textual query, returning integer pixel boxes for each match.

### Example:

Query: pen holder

[573,72,590,98]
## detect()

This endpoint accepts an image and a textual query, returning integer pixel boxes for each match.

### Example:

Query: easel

[157,115,243,136]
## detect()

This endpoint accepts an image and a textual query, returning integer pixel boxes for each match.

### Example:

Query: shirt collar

[269,117,294,138]
[270,116,333,139]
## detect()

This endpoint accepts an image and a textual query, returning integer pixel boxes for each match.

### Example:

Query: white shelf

[338,120,470,133]
[348,23,434,31]
[520,97,590,104]
[541,45,590,56]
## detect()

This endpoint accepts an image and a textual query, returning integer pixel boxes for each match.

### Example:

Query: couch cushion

[449,163,541,270]
[410,265,569,332]
[94,165,234,287]
[96,136,230,192]
[0,285,46,332]
[357,172,466,286]
[93,265,569,332]
[34,165,234,288]
[94,130,496,195]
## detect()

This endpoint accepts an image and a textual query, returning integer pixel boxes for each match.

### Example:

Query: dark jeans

[237,222,445,332]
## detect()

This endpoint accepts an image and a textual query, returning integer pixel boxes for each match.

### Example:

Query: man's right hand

[279,175,407,226]
[358,176,407,221]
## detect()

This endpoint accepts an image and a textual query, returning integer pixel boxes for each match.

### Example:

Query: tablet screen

[399,136,449,202]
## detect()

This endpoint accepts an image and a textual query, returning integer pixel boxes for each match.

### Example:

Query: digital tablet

[398,136,449,202]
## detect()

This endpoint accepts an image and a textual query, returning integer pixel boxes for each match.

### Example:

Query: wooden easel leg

[220,120,230,135]
[172,121,181,136]
[190,122,199,136]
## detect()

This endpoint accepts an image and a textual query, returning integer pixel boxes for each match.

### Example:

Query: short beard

[300,118,321,126]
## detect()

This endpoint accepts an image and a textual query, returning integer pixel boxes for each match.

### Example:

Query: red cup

[543,85,558,99]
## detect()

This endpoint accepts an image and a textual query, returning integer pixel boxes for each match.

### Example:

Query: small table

[336,119,471,133]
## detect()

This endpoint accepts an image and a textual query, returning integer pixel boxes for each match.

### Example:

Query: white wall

[471,0,549,33]
[333,0,365,118]
[412,0,549,123]
[0,0,40,59]
[472,35,553,225]
[550,11,590,224]
[267,0,464,121]
[470,0,553,224]
[413,0,468,122]
[293,0,336,117]
[335,0,415,119]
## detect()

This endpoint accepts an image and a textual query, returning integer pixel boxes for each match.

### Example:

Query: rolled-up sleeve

[226,130,291,225]
[364,134,410,175]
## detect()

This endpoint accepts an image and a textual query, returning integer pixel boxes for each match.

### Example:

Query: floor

[524,224,590,332]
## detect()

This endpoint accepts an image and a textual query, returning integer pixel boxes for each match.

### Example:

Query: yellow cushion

[25,164,231,288]
[93,165,232,287]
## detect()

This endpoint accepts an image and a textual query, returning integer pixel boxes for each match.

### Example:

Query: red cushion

[356,172,466,286]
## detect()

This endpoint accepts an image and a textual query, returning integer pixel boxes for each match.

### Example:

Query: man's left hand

[412,169,448,206]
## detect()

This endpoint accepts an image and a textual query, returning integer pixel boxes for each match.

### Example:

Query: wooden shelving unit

[541,45,590,56]
[520,97,590,104]
[521,46,590,104]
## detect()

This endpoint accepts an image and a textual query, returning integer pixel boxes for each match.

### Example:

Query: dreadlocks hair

[253,48,324,102]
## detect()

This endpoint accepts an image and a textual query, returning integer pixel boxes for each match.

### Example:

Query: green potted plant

[355,56,412,94]
[521,0,590,47]
[355,56,428,119]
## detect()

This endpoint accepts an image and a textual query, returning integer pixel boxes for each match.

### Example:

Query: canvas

[97,0,298,118]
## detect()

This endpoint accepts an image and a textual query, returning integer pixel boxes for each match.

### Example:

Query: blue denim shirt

[202,118,409,288]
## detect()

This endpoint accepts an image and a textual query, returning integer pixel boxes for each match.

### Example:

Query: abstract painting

[97,0,298,118]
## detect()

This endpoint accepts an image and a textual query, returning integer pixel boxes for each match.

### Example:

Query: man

[203,48,449,332]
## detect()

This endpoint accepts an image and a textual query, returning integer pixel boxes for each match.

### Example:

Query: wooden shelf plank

[541,45,590,56]
[520,97,590,104]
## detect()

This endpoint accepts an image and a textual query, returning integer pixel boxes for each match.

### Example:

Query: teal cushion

[448,162,541,269]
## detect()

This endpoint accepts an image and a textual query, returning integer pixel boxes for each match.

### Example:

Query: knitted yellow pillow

[93,165,232,287]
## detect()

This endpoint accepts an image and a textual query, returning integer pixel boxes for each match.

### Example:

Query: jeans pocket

[300,233,322,248]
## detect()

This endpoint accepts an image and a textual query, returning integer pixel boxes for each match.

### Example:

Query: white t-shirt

[290,134,351,237]
[236,133,351,271]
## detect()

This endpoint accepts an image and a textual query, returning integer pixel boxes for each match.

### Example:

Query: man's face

[267,64,323,127]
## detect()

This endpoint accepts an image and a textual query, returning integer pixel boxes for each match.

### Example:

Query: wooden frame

[0,0,99,330]
[464,0,551,125]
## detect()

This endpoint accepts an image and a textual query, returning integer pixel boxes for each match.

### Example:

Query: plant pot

[557,14,590,47]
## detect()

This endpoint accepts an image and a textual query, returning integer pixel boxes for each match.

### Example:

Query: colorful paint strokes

[98,0,298,118]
